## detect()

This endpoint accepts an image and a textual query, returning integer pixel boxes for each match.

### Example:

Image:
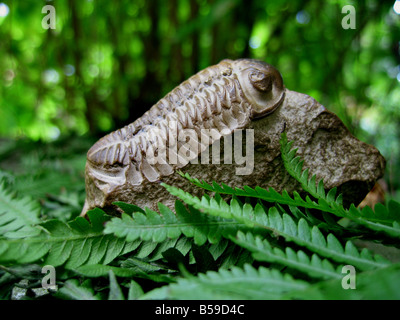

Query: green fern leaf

[263,208,389,271]
[112,201,145,214]
[104,200,244,246]
[346,205,400,238]
[75,264,140,278]
[127,280,144,300]
[0,181,42,238]
[108,270,125,300]
[285,262,400,300]
[142,264,309,300]
[75,263,176,283]
[280,132,342,204]
[12,172,78,200]
[177,171,342,216]
[370,201,400,223]
[0,209,137,268]
[56,279,101,300]
[232,231,342,280]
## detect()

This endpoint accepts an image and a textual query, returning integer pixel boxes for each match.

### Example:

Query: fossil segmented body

[83,59,285,215]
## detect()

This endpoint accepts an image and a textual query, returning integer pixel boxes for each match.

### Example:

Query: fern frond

[56,279,101,300]
[162,184,390,271]
[75,263,176,283]
[359,201,400,224]
[0,209,136,268]
[346,204,400,238]
[280,132,331,202]
[12,172,79,200]
[120,257,175,274]
[0,181,42,238]
[104,200,245,246]
[127,280,144,300]
[285,262,400,300]
[76,264,138,278]
[108,270,125,300]
[232,231,342,280]
[141,264,309,300]
[177,171,342,216]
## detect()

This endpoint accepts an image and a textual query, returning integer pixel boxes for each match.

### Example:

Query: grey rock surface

[82,59,385,215]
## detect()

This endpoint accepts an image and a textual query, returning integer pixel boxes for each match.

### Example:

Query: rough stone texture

[81,59,385,215]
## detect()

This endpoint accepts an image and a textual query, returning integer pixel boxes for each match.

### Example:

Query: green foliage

[1,133,400,300]
[142,264,309,300]
[56,279,101,300]
[0,182,41,238]
[104,201,245,245]
[232,231,343,280]
[0,209,136,268]
[161,185,390,272]
[284,262,400,300]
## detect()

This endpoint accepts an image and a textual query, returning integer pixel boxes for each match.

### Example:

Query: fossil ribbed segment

[82,58,385,216]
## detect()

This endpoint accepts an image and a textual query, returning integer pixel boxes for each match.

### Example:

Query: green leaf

[76,262,176,284]
[232,231,342,280]
[142,264,309,300]
[285,262,400,300]
[177,171,342,216]
[128,280,144,300]
[0,210,137,268]
[0,181,42,238]
[108,271,125,300]
[75,264,139,278]
[104,200,244,246]
[112,201,145,214]
[57,279,100,300]
[345,205,400,238]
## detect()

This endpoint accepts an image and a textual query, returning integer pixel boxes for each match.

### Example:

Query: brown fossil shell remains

[82,59,285,215]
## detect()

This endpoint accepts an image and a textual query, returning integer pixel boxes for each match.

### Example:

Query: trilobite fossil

[82,59,286,214]
[82,58,385,215]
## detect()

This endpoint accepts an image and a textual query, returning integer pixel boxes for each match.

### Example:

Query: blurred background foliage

[1,0,400,204]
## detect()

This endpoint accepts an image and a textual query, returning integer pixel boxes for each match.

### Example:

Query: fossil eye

[237,61,285,119]
[249,71,272,92]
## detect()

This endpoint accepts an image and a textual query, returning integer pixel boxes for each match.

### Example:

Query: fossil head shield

[82,58,385,215]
